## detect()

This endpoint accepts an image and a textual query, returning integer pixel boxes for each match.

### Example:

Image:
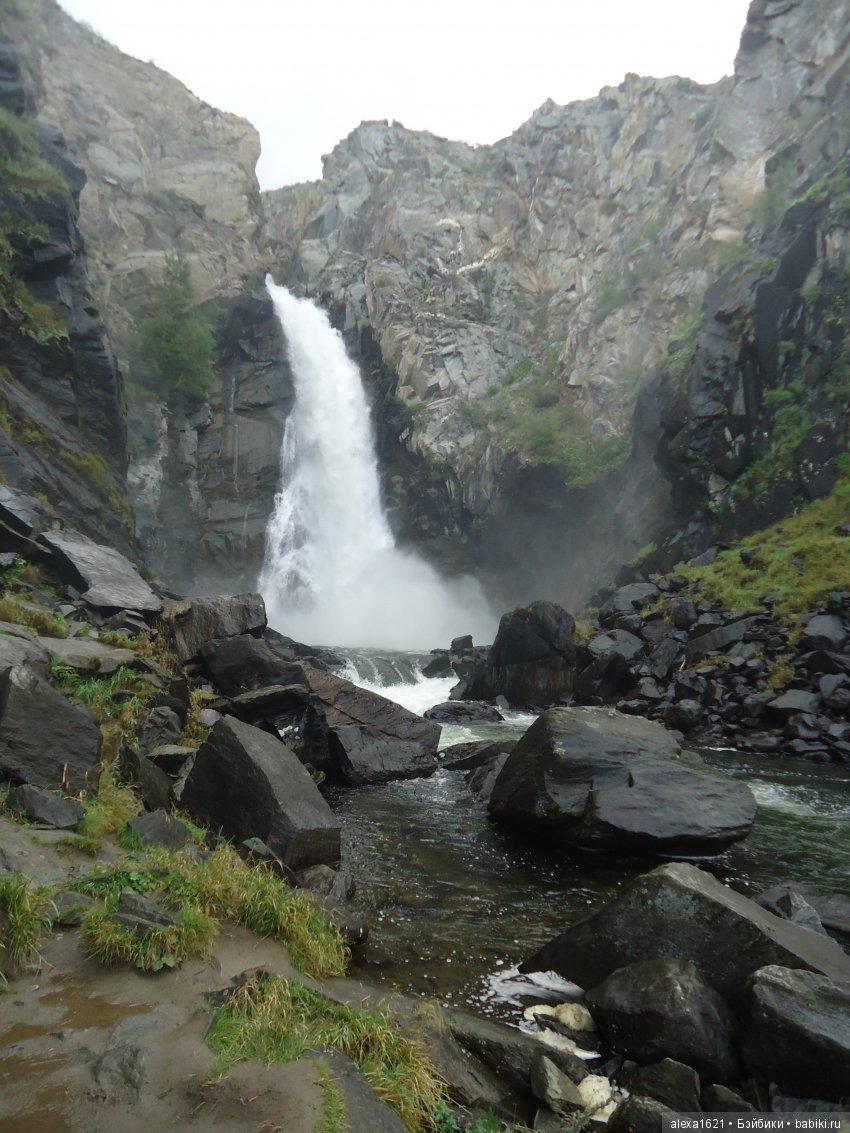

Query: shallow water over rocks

[331,661,850,1019]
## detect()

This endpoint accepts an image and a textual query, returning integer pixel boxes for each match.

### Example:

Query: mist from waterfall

[258,280,496,649]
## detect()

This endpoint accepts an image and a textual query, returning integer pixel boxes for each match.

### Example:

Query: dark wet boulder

[424,701,504,724]
[0,664,101,792]
[607,1096,677,1133]
[465,600,576,707]
[520,862,850,997]
[440,739,516,771]
[296,667,440,785]
[126,809,190,850]
[586,958,739,1082]
[587,629,645,665]
[618,1059,701,1112]
[799,614,848,652]
[180,716,340,870]
[488,708,755,855]
[161,593,266,662]
[741,965,850,1102]
[263,627,344,672]
[199,634,305,696]
[6,783,84,829]
[0,624,50,676]
[38,529,161,613]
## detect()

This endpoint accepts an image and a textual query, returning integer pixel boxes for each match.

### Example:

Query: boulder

[741,965,850,1101]
[618,1059,701,1112]
[180,716,340,870]
[607,1096,677,1133]
[161,593,267,662]
[488,708,755,855]
[587,630,645,665]
[520,862,850,998]
[199,634,304,696]
[38,529,161,613]
[585,958,739,1082]
[440,739,515,771]
[0,664,102,792]
[465,600,576,707]
[295,667,440,786]
[263,627,344,672]
[126,809,190,850]
[5,783,84,829]
[424,701,504,724]
[0,624,50,676]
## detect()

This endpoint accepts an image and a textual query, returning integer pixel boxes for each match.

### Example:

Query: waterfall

[258,280,496,650]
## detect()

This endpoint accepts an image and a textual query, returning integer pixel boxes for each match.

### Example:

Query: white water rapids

[258,281,496,649]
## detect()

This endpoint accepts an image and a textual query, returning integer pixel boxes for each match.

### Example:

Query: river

[332,658,850,1018]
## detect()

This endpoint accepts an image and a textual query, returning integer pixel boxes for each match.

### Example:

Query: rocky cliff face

[3,0,289,591]
[266,0,850,604]
[0,36,133,554]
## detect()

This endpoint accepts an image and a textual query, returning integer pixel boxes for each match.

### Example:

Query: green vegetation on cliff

[683,472,850,621]
[132,252,216,401]
[0,105,69,346]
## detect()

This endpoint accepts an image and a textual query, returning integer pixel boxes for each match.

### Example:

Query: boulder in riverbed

[465,600,576,707]
[488,707,756,855]
[161,593,267,661]
[520,861,850,997]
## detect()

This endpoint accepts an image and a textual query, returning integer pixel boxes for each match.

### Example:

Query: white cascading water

[258,280,496,650]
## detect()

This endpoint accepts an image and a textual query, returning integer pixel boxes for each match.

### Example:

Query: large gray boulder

[39,529,161,613]
[520,862,850,998]
[199,634,304,696]
[585,958,739,1082]
[0,665,102,792]
[161,593,267,662]
[741,965,850,1101]
[488,707,755,855]
[299,667,440,785]
[465,600,576,707]
[180,716,340,870]
[0,623,50,676]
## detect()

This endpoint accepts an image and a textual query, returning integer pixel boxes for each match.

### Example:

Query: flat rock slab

[520,861,850,998]
[39,529,161,613]
[180,715,340,870]
[40,636,139,675]
[162,593,266,661]
[0,664,102,792]
[6,783,84,829]
[489,707,756,855]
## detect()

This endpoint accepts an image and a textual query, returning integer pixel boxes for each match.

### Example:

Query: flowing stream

[331,660,850,1016]
[257,283,850,1019]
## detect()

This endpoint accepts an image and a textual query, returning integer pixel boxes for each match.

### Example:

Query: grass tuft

[75,773,142,848]
[206,972,446,1132]
[314,1058,347,1133]
[82,902,216,972]
[0,872,54,974]
[0,595,67,637]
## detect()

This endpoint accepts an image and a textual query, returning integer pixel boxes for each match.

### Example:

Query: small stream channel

[334,654,850,1018]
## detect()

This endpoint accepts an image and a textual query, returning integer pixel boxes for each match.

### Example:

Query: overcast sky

[57,0,753,191]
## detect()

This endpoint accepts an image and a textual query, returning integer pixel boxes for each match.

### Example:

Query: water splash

[259,280,495,649]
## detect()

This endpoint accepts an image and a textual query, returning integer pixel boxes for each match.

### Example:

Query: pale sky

[57,0,753,191]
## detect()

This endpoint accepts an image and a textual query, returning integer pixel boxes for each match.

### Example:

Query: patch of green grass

[179,688,214,748]
[206,972,445,1133]
[0,873,54,975]
[314,1058,347,1133]
[0,595,68,637]
[82,902,216,973]
[69,843,348,979]
[156,844,348,978]
[74,773,143,847]
[51,664,159,745]
[682,475,850,622]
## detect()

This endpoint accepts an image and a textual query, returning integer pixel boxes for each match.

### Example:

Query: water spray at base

[259,280,495,650]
